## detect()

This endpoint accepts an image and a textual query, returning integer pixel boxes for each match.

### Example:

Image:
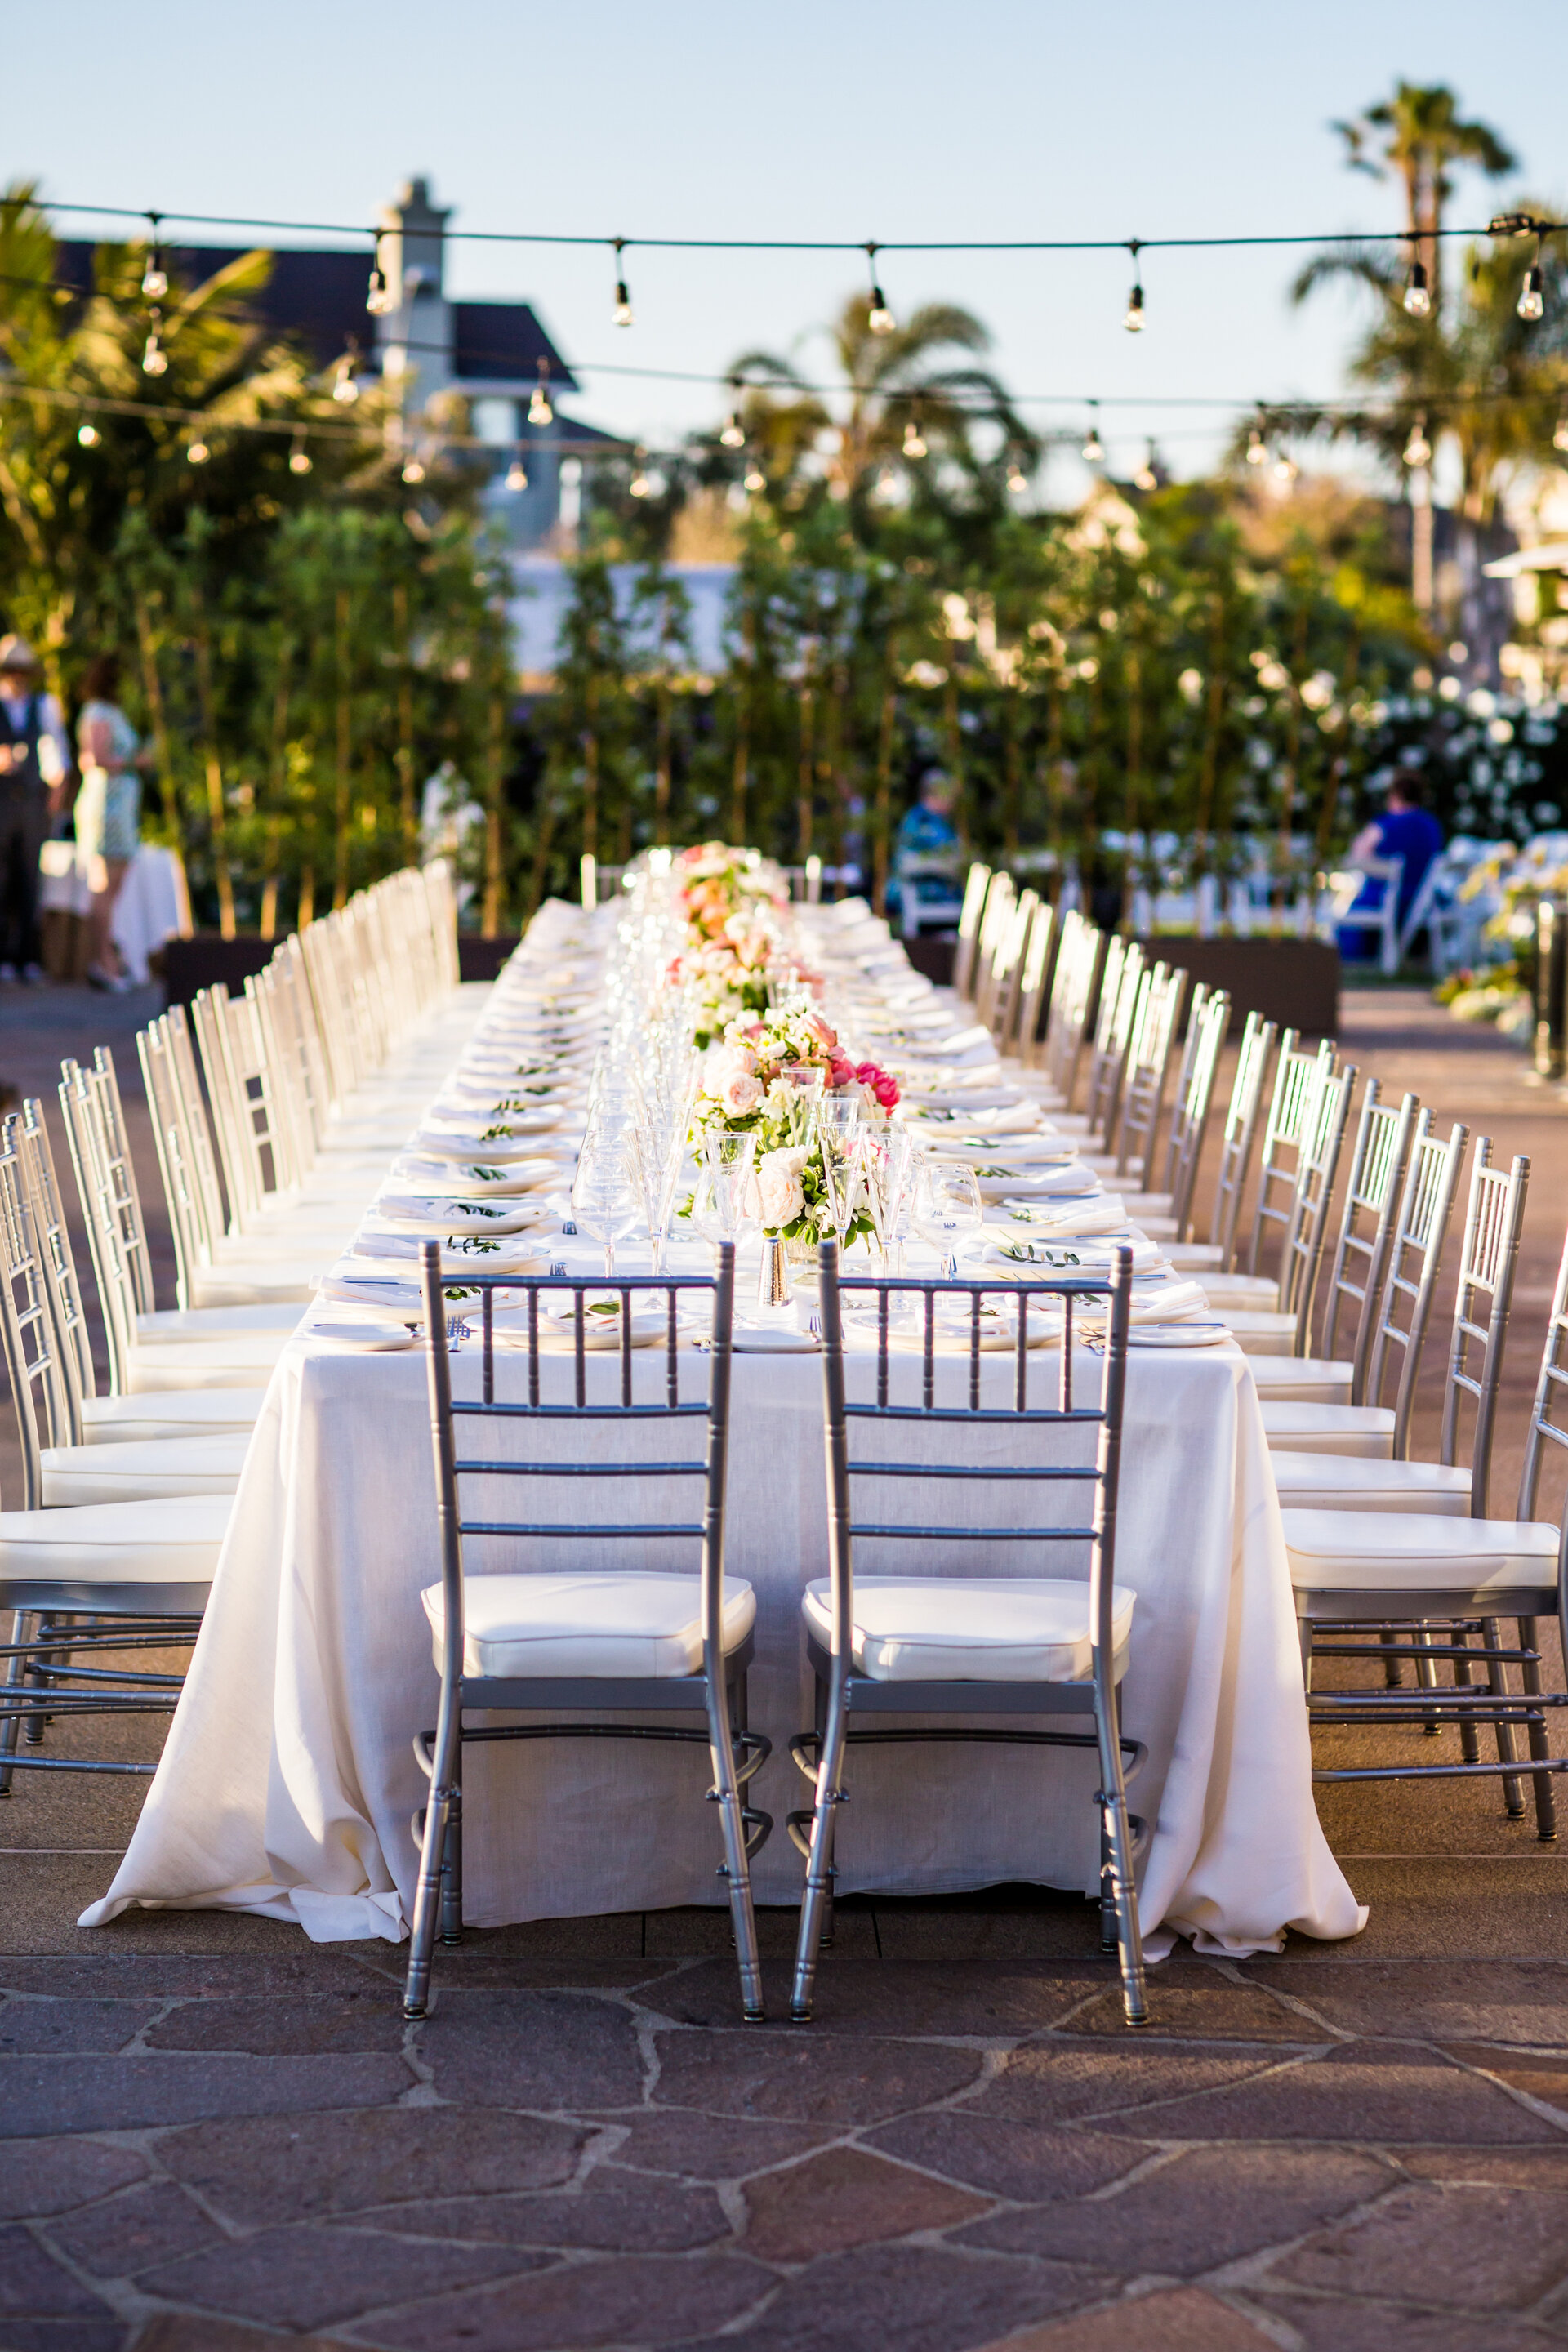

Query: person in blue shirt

[887,772,963,931]
[1338,777,1446,961]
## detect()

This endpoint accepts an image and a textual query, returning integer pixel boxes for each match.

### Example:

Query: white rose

[723,1072,763,1116]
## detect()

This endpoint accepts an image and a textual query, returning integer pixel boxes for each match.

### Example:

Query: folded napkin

[996,1198,1129,1239]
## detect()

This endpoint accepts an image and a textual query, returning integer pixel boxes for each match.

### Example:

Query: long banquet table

[83,907,1365,1960]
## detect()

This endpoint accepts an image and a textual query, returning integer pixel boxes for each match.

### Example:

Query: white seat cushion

[1270,1452,1471,1516]
[803,1575,1135,1683]
[1120,1192,1174,1218]
[1283,1508,1560,1592]
[424,1571,756,1680]
[126,1337,290,1392]
[1165,1242,1225,1270]
[1220,1310,1296,1356]
[135,1304,304,1343]
[187,1271,318,1309]
[1261,1401,1395,1459]
[1197,1274,1281,1310]
[1249,1357,1354,1405]
[82,1390,267,1443]
[41,1432,251,1508]
[0,1494,230,1584]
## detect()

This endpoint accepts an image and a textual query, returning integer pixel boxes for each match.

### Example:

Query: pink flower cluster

[854,1059,901,1112]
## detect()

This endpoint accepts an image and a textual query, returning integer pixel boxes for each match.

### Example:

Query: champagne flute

[571,1131,641,1281]
[813,1097,864,1256]
[913,1160,983,1282]
[862,1125,915,1276]
[703,1129,759,1245]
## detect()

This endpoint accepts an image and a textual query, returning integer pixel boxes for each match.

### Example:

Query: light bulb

[367,261,393,317]
[1556,412,1568,454]
[332,354,359,404]
[719,412,745,448]
[1081,416,1104,463]
[1123,282,1144,332]
[141,255,167,301]
[505,454,528,492]
[743,461,766,493]
[613,283,634,327]
[1404,419,1432,467]
[141,319,167,376]
[528,361,554,426]
[1272,452,1298,485]
[288,433,312,475]
[78,422,100,448]
[1519,263,1545,323]
[867,286,895,335]
[186,437,209,465]
[1134,446,1158,491]
[402,455,425,484]
[1403,259,1431,317]
[1246,427,1267,466]
[902,420,927,459]
[1006,457,1027,495]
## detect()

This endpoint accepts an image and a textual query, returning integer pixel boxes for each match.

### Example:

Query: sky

[15,1,1568,494]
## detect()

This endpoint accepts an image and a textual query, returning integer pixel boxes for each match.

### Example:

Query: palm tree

[723,292,1036,511]
[1332,81,1515,309]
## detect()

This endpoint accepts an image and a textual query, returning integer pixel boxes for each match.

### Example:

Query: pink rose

[803,1012,838,1051]
[723,1072,763,1116]
[874,1076,901,1109]
[827,1055,857,1090]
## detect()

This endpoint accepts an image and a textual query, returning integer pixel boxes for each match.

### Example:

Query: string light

[141,313,167,376]
[1272,450,1298,485]
[401,452,425,483]
[287,429,312,474]
[1134,440,1158,491]
[1123,241,1144,332]
[140,211,167,301]
[332,350,359,404]
[1402,254,1431,318]
[186,435,209,464]
[1403,413,1432,467]
[1518,257,1546,323]
[719,410,745,448]
[902,407,927,460]
[1245,425,1267,466]
[505,450,528,491]
[743,457,766,492]
[1006,452,1028,495]
[629,448,653,497]
[528,358,554,425]
[78,421,100,448]
[1081,403,1104,464]
[366,233,394,317]
[611,238,633,327]
[865,243,895,336]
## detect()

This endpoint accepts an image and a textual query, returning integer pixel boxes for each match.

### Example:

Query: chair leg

[404,1762,455,2017]
[1519,1622,1558,1842]
[1482,1615,1525,1818]
[791,1674,849,2024]
[439,1740,464,1946]
[1453,1627,1480,1766]
[1097,1683,1148,2027]
[23,1612,56,1746]
[706,1665,764,2023]
[0,1611,30,1796]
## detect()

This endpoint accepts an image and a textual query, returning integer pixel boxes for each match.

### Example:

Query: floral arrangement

[666,844,792,1045]
[673,841,787,946]
[688,1009,900,1241]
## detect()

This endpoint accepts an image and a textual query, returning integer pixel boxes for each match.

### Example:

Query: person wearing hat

[0,634,71,983]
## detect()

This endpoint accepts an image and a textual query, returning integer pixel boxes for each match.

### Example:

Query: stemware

[571,1131,641,1280]
[861,1125,916,1276]
[813,1097,865,1256]
[912,1157,983,1281]
[703,1129,759,1245]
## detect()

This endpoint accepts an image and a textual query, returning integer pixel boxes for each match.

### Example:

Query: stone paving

[2,981,1568,2350]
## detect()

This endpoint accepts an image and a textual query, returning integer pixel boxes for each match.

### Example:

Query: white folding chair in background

[1156,1011,1278,1267]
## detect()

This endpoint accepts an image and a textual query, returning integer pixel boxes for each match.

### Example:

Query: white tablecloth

[83,985,1364,1958]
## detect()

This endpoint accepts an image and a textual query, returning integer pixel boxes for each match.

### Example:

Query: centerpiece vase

[758,1234,792,1306]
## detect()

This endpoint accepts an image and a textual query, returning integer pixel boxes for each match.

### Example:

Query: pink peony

[874,1076,900,1109]
[827,1055,857,1090]
[722,1071,764,1116]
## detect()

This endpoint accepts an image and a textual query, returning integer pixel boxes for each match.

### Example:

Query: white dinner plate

[1127,1321,1232,1348]
[372,1194,550,1235]
[393,1154,563,1192]
[304,1320,416,1352]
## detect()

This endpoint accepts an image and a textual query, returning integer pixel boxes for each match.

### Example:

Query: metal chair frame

[1040,914,1107,1104]
[1196,1012,1277,1267]
[1314,1084,1421,1405]
[405,1241,771,2024]
[789,1241,1147,2027]
[1080,940,1146,1145]
[989,888,1041,1052]
[1300,1167,1568,1837]
[1244,1035,1337,1280]
[1152,988,1230,1242]
[1357,1118,1471,1460]
[1011,899,1058,1067]
[1264,1058,1360,1356]
[16,1099,96,1437]
[1109,964,1190,1186]
[951,865,993,1000]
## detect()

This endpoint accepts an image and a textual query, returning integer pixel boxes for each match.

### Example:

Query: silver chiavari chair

[1285,1176,1567,1842]
[970,872,1018,1031]
[950,865,993,1001]
[1098,963,1190,1189]
[1160,1011,1278,1272]
[988,887,1040,1052]
[1125,988,1231,1244]
[1256,1115,1469,1439]
[1036,911,1107,1107]
[405,1241,771,2023]
[1006,898,1057,1069]
[789,1240,1147,2027]
[1214,1055,1358,1367]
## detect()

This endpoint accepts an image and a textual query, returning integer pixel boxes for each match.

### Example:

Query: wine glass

[571,1131,641,1280]
[813,1098,864,1257]
[861,1125,915,1276]
[631,1113,688,1274]
[703,1129,759,1245]
[912,1159,983,1282]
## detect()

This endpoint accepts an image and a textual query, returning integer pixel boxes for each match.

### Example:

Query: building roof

[55,240,577,386]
